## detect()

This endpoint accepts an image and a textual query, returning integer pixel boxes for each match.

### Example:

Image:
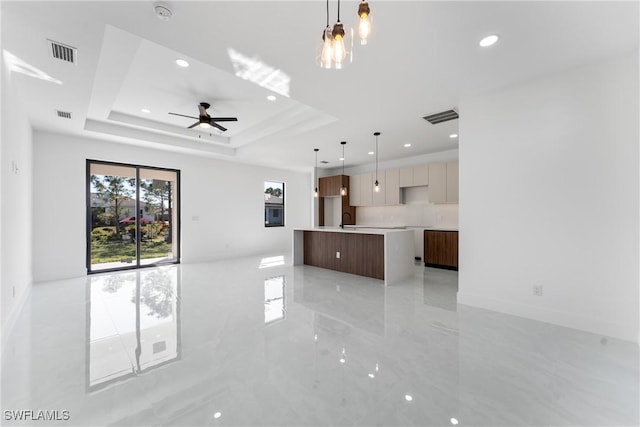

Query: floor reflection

[87,266,181,391]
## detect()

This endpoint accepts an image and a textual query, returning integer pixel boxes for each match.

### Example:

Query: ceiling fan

[169,102,237,132]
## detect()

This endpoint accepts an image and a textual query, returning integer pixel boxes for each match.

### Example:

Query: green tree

[265,187,274,195]
[272,188,282,197]
[141,180,169,221]
[91,175,135,236]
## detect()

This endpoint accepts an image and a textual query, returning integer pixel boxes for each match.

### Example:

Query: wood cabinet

[400,164,429,187]
[319,175,347,197]
[318,175,355,226]
[303,231,384,280]
[424,230,458,270]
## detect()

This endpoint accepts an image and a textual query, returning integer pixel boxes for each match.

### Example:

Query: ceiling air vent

[423,109,458,124]
[47,39,77,64]
[56,110,72,119]
[320,160,330,164]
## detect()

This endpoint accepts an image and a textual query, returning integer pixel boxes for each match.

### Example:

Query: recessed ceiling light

[175,58,189,67]
[405,394,413,402]
[403,143,412,148]
[213,412,222,419]
[267,95,277,101]
[368,151,374,155]
[449,133,458,138]
[140,108,151,114]
[450,418,459,425]
[339,157,345,161]
[479,34,499,47]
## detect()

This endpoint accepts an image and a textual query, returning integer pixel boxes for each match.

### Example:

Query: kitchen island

[293,227,414,285]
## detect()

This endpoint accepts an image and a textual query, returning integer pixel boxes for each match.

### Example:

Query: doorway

[87,160,180,273]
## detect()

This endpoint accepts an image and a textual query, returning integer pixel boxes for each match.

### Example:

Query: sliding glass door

[87,160,180,273]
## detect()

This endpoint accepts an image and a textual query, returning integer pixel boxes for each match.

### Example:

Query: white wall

[1,58,33,347]
[32,132,311,282]
[459,52,639,343]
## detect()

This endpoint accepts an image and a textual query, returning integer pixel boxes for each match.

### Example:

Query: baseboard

[457,291,638,344]
[1,283,32,358]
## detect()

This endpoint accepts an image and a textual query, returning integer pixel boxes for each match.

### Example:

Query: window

[264,181,284,227]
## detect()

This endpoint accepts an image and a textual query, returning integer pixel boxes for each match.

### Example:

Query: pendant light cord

[326,0,330,26]
[337,0,341,21]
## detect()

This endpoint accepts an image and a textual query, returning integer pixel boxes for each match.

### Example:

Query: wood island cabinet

[424,230,458,270]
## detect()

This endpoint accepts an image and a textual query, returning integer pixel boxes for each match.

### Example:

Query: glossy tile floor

[2,254,639,426]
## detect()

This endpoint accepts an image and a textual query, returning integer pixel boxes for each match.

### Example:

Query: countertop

[294,226,413,235]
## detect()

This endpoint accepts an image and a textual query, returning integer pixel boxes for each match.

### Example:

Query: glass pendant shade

[320,26,334,69]
[357,1,371,45]
[332,22,346,68]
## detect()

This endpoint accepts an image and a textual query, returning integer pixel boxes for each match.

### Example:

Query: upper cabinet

[446,161,459,203]
[427,161,458,204]
[347,160,458,206]
[399,164,429,187]
[349,174,361,206]
[319,175,348,197]
[385,168,400,205]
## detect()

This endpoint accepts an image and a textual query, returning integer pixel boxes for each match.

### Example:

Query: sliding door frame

[86,159,181,274]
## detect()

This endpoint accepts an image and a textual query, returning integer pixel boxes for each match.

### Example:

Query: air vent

[56,110,72,119]
[47,39,77,64]
[423,109,458,124]
[320,160,329,164]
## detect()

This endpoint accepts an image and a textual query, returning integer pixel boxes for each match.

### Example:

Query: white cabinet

[413,164,429,186]
[360,172,373,206]
[399,164,429,187]
[399,167,413,187]
[428,162,447,204]
[428,161,458,204]
[446,161,459,203]
[350,174,361,206]
[372,171,386,205]
[385,168,400,205]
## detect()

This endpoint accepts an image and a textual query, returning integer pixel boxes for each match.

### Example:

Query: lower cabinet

[303,231,384,280]
[424,230,458,270]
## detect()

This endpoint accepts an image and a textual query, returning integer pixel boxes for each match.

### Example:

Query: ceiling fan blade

[211,122,228,132]
[209,117,238,122]
[169,112,198,119]
[187,122,200,129]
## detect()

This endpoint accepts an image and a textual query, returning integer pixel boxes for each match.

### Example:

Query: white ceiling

[2,1,638,172]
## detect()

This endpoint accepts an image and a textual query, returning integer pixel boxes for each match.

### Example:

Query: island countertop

[293,226,410,235]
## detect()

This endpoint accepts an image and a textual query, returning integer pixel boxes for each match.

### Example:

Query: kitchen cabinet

[372,171,386,205]
[424,230,458,270]
[446,161,459,203]
[400,164,429,187]
[385,168,400,205]
[360,172,373,206]
[349,174,361,206]
[319,175,347,197]
[428,162,447,203]
[428,161,458,204]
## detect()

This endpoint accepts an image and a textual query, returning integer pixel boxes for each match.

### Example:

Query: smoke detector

[154,3,173,21]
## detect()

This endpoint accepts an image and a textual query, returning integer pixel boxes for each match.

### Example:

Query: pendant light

[340,141,348,196]
[332,0,347,69]
[313,148,319,198]
[374,132,380,192]
[320,0,334,69]
[357,0,372,45]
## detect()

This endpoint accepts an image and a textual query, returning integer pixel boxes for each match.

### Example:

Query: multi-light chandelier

[320,0,373,69]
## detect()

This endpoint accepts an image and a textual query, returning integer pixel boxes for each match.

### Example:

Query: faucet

[340,211,352,229]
